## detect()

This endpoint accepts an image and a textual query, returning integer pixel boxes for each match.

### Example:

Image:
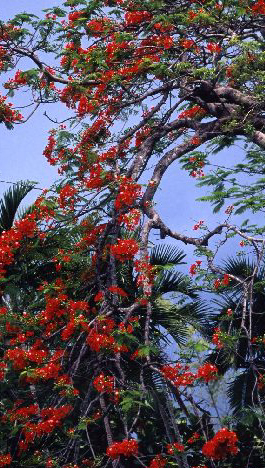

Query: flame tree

[1,0,265,467]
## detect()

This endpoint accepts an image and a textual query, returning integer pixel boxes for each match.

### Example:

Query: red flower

[178,105,206,119]
[93,374,114,393]
[180,39,195,49]
[0,454,12,467]
[252,0,265,15]
[167,442,185,454]
[68,11,84,21]
[212,327,224,349]
[197,363,218,383]
[107,439,138,459]
[125,11,152,25]
[149,455,167,467]
[110,239,139,262]
[108,286,128,297]
[202,428,238,460]
[222,274,230,286]
[207,43,221,53]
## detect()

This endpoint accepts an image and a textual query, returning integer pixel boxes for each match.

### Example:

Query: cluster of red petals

[178,105,206,119]
[110,239,139,262]
[214,274,230,289]
[118,208,141,230]
[43,131,57,165]
[108,285,128,297]
[202,428,238,460]
[135,126,151,147]
[86,328,115,352]
[6,404,39,422]
[161,363,196,387]
[106,439,138,459]
[187,432,200,444]
[114,177,142,210]
[252,0,265,14]
[58,184,77,209]
[180,39,195,49]
[189,260,201,275]
[20,405,72,449]
[207,43,221,53]
[86,17,113,36]
[0,454,12,467]
[193,220,204,230]
[5,69,27,89]
[167,442,185,454]
[125,11,152,25]
[212,327,224,349]
[68,10,84,22]
[0,93,23,124]
[93,373,114,393]
[134,257,156,296]
[197,363,218,383]
[149,455,167,467]
[77,95,94,116]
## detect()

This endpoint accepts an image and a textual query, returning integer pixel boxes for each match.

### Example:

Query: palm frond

[152,299,207,345]
[0,181,35,232]
[227,368,259,415]
[153,270,196,298]
[150,244,186,266]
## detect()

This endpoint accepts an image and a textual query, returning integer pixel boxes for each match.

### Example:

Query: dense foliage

[1,0,265,467]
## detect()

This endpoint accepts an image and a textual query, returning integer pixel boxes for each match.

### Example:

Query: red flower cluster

[135,126,151,147]
[190,135,201,145]
[125,11,152,25]
[5,70,27,89]
[110,239,139,262]
[149,455,167,467]
[58,184,77,209]
[212,327,224,349]
[178,105,206,119]
[187,432,200,444]
[106,439,138,459]
[161,363,196,387]
[43,131,57,165]
[7,404,39,422]
[0,93,23,124]
[86,329,115,352]
[108,285,128,297]
[68,10,84,22]
[189,260,201,275]
[214,274,230,289]
[197,363,218,383]
[167,442,185,454]
[193,220,204,230]
[77,95,94,116]
[114,177,142,210]
[118,208,141,230]
[0,454,12,467]
[180,39,195,49]
[207,43,221,53]
[202,428,238,460]
[93,374,114,393]
[252,0,265,14]
[134,257,156,296]
[21,405,72,447]
[86,18,112,36]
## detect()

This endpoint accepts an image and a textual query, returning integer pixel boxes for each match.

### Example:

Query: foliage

[1,1,265,467]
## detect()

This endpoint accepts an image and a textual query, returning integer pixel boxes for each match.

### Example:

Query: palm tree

[205,256,265,416]
[0,181,35,233]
